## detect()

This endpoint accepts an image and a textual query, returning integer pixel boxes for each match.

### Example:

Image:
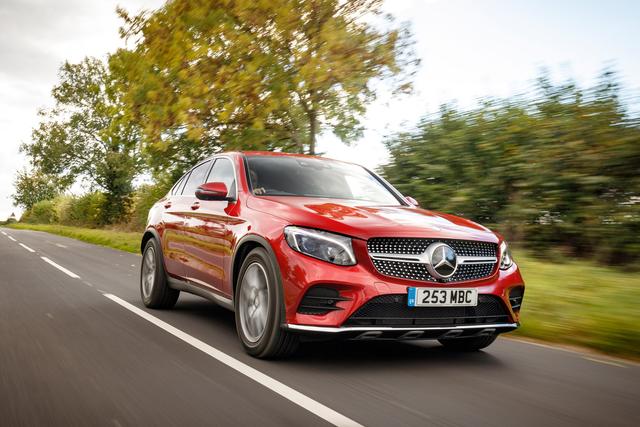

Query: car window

[207,158,236,199]
[171,174,187,195]
[181,160,213,196]
[246,156,401,205]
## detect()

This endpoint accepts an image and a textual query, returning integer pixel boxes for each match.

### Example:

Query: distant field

[6,222,640,360]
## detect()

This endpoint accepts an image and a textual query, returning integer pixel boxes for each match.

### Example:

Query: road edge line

[103,293,363,427]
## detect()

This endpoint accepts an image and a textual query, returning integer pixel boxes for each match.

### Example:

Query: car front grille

[367,238,498,283]
[344,294,510,327]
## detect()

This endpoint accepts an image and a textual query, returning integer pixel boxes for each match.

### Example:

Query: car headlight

[284,226,356,266]
[500,241,514,270]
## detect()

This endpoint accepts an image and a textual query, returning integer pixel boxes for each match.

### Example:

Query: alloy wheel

[238,262,270,343]
[142,246,156,299]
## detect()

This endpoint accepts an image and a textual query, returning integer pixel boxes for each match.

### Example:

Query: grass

[5,222,640,360]
[513,254,640,360]
[6,223,142,254]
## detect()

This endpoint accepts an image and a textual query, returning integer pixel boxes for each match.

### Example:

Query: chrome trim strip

[284,323,518,333]
[369,253,423,263]
[457,256,498,264]
[369,253,497,265]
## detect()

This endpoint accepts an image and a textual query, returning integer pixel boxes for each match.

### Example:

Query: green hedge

[19,183,170,231]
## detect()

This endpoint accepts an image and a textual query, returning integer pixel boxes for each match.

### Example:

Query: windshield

[246,156,403,205]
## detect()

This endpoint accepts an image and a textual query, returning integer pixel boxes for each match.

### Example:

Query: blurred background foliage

[11,1,640,268]
[383,71,640,265]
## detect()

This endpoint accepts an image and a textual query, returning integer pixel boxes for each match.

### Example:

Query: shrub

[23,199,57,224]
[54,195,75,225]
[68,192,107,226]
[129,183,172,230]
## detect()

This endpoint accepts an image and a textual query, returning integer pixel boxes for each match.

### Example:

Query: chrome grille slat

[367,238,498,283]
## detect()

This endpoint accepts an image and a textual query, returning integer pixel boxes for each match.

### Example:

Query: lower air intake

[344,294,510,327]
[508,286,524,312]
[297,286,350,315]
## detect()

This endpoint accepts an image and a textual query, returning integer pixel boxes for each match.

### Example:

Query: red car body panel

[145,151,525,331]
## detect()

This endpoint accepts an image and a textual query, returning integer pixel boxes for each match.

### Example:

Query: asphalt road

[0,227,638,427]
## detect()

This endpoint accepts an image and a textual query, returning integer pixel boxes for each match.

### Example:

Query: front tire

[140,238,179,309]
[234,247,298,358]
[438,334,497,351]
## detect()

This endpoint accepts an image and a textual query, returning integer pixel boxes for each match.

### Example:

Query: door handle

[191,202,200,210]
[164,201,172,209]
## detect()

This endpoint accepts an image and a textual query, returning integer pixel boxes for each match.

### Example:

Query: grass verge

[513,255,639,360]
[6,223,142,254]
[5,222,639,360]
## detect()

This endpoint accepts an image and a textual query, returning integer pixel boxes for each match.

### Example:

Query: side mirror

[405,196,419,206]
[196,182,230,201]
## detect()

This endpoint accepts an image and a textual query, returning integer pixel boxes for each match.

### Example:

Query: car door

[178,159,220,288]
[181,157,237,296]
[160,172,192,278]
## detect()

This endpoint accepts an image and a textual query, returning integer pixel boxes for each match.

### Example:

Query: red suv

[141,152,525,357]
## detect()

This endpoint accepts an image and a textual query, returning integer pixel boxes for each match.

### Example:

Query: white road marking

[55,243,68,249]
[40,257,80,279]
[583,357,626,368]
[1,231,6,235]
[104,293,363,427]
[83,281,94,287]
[19,243,36,253]
[8,236,17,241]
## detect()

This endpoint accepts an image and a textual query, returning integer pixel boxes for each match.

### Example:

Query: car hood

[247,196,498,242]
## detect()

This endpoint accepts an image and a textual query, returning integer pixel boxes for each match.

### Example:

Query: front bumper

[273,237,525,332]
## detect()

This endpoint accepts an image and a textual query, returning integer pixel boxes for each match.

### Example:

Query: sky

[1,0,639,220]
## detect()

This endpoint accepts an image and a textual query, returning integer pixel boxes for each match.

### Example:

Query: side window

[207,158,236,199]
[171,174,188,195]
[181,160,213,196]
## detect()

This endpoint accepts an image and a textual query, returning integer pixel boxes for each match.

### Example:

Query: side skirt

[168,277,234,311]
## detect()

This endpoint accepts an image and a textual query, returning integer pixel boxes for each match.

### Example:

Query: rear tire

[140,238,179,309]
[438,334,497,351]
[234,247,299,358]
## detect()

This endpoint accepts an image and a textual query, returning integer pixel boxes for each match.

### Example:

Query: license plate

[408,287,478,307]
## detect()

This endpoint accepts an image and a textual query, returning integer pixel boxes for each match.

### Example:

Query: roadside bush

[129,182,172,230]
[66,192,107,226]
[22,193,108,227]
[382,71,640,265]
[54,195,75,225]
[15,184,172,231]
[22,199,57,224]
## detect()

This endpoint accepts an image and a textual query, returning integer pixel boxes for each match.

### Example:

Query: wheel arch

[141,228,161,254]
[231,234,281,299]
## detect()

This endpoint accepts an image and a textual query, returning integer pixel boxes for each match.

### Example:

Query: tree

[21,58,142,224]
[12,169,66,210]
[114,0,417,171]
[382,70,640,264]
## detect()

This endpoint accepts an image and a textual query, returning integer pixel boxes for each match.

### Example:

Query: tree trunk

[308,111,317,155]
